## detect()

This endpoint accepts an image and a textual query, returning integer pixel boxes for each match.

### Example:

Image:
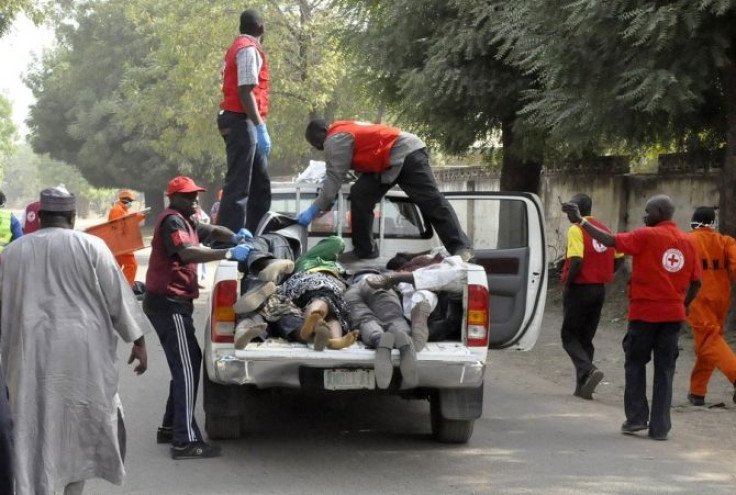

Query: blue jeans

[216,110,271,233]
[623,320,680,437]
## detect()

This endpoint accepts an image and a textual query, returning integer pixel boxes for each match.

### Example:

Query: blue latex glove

[256,123,271,157]
[231,228,254,245]
[228,244,252,262]
[297,205,320,226]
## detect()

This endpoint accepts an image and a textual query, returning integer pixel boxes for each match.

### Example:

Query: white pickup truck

[203,182,547,443]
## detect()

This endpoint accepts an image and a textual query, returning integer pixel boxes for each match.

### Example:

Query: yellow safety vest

[0,210,13,253]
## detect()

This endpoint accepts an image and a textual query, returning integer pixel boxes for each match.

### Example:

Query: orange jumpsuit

[108,201,139,286]
[686,228,736,396]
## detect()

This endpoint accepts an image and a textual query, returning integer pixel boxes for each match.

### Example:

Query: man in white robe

[0,187,152,495]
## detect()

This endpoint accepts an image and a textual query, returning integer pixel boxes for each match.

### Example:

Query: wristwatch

[224,249,233,260]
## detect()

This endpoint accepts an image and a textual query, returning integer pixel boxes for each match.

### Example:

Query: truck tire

[205,413,241,440]
[430,393,475,444]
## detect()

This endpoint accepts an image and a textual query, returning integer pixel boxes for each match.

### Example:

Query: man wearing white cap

[0,187,153,494]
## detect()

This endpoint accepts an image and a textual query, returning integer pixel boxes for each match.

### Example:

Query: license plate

[323,369,375,391]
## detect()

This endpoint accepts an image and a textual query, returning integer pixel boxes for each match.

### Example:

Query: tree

[493,1,736,232]
[338,0,545,193]
[0,94,18,182]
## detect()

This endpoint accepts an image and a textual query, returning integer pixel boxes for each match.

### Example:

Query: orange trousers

[115,253,138,287]
[687,298,736,396]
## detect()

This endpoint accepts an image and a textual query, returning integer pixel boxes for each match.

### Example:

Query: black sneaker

[648,431,668,441]
[621,421,648,434]
[577,369,604,400]
[687,393,705,406]
[156,427,173,444]
[171,441,222,460]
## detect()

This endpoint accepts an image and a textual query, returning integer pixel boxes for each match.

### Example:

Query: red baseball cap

[166,176,207,196]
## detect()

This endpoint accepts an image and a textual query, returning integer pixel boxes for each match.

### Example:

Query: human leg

[234,313,268,349]
[561,284,605,397]
[689,323,718,398]
[348,174,392,258]
[148,312,206,450]
[649,322,680,440]
[396,149,471,255]
[245,149,271,233]
[115,253,137,286]
[622,320,655,429]
[216,112,257,233]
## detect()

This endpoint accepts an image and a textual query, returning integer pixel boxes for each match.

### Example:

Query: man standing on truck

[216,8,272,235]
[0,187,151,494]
[684,206,736,406]
[562,195,701,441]
[144,176,252,459]
[299,119,473,261]
[560,193,623,400]
[108,189,147,286]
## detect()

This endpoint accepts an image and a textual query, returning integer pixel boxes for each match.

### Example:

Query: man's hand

[232,228,254,245]
[256,123,271,157]
[297,205,320,226]
[561,202,583,224]
[228,244,252,261]
[128,338,147,375]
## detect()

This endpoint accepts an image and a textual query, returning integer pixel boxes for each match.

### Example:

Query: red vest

[24,201,41,234]
[220,36,269,118]
[562,217,615,284]
[327,121,401,173]
[146,208,199,300]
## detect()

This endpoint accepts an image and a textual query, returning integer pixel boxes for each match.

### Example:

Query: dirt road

[490,276,736,458]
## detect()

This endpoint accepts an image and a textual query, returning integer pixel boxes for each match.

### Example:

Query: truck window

[447,197,528,249]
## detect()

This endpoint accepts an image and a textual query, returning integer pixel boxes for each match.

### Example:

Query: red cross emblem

[661,248,684,273]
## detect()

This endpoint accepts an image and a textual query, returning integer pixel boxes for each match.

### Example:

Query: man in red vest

[143,176,252,459]
[560,193,623,400]
[563,195,701,441]
[299,119,472,261]
[216,9,271,235]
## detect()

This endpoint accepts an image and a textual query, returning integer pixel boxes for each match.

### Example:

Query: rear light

[466,284,489,347]
[211,280,237,343]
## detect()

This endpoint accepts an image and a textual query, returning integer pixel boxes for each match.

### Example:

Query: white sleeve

[236,46,262,86]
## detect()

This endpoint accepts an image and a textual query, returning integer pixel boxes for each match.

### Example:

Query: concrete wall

[434,166,720,264]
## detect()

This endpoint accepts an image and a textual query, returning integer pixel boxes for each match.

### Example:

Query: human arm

[684,280,702,313]
[127,336,147,375]
[564,224,584,285]
[311,133,355,212]
[613,257,625,273]
[236,46,270,155]
[163,216,251,264]
[561,203,616,247]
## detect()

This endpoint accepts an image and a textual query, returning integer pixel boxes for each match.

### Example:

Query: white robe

[0,227,153,495]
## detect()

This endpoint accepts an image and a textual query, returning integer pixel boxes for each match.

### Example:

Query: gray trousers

[0,367,12,494]
[345,279,410,346]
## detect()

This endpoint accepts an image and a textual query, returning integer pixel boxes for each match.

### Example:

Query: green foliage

[0,94,19,182]
[494,0,736,154]
[1,143,114,214]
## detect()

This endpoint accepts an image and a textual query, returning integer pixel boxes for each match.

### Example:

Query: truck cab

[203,182,547,443]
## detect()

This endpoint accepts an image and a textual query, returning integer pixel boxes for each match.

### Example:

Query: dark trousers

[217,111,271,233]
[0,368,12,494]
[561,283,605,387]
[623,320,680,437]
[147,311,204,445]
[349,148,471,257]
[345,279,410,345]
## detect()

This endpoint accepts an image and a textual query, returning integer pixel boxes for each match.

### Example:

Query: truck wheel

[205,413,241,440]
[430,395,475,444]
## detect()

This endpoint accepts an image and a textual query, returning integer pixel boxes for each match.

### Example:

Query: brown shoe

[258,259,294,283]
[233,281,276,314]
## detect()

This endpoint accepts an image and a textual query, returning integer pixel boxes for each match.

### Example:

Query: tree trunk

[143,187,165,221]
[719,57,736,237]
[499,119,542,194]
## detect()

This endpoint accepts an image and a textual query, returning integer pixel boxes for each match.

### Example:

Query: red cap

[166,176,207,196]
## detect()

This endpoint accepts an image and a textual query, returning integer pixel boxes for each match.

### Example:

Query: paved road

[86,258,736,494]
